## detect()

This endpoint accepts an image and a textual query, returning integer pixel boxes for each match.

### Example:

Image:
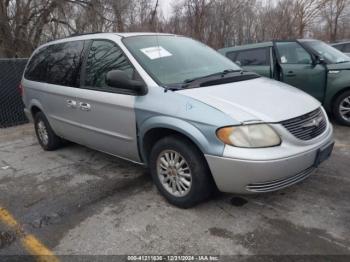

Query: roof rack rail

[69,32,103,37]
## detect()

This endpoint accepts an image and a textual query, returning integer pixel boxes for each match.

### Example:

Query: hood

[178,77,320,123]
[327,61,350,71]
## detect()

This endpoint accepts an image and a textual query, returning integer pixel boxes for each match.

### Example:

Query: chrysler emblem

[302,116,323,129]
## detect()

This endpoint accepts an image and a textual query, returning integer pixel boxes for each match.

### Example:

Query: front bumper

[205,124,334,194]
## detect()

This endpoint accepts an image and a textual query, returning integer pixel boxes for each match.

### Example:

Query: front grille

[246,166,315,193]
[281,108,327,141]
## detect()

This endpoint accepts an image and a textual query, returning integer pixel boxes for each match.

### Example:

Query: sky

[158,0,174,19]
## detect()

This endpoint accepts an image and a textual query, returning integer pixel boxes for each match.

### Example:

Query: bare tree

[182,0,212,41]
[149,0,159,31]
[322,0,349,41]
[110,0,131,32]
[294,0,326,37]
[0,0,62,57]
[1,0,350,57]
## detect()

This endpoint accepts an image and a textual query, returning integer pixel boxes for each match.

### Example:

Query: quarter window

[25,46,51,83]
[25,41,87,87]
[228,48,270,66]
[276,42,312,64]
[84,40,134,89]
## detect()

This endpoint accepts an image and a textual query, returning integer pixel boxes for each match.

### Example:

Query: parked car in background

[219,40,350,126]
[22,33,334,208]
[332,41,350,57]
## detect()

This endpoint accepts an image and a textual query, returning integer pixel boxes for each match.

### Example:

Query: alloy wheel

[339,96,350,122]
[37,121,49,145]
[156,150,192,197]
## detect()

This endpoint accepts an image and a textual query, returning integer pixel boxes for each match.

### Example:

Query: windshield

[123,35,241,86]
[304,40,350,64]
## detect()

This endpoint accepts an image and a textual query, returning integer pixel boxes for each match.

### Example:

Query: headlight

[216,124,281,148]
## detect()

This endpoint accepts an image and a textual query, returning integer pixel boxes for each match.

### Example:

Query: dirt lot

[0,123,349,260]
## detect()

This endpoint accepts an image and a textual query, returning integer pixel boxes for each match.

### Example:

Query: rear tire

[333,90,350,126]
[34,112,63,151]
[149,135,214,208]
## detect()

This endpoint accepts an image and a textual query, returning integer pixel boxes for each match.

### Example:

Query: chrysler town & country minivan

[22,33,334,208]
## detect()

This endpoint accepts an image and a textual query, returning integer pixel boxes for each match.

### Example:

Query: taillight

[18,83,23,96]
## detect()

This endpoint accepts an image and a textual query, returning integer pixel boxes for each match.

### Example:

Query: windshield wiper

[184,69,243,84]
[163,84,184,93]
[163,69,245,92]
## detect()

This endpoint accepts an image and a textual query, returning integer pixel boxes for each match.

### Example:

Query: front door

[75,39,141,162]
[274,41,326,102]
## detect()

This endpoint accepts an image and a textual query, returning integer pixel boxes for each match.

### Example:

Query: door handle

[79,102,91,111]
[286,71,296,77]
[66,99,77,108]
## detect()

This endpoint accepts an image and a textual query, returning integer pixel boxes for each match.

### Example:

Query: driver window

[276,42,312,65]
[85,40,135,89]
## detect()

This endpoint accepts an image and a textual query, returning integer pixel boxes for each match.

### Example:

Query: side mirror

[314,55,326,65]
[106,70,147,95]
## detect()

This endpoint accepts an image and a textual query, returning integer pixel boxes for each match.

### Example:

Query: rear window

[25,40,88,87]
[227,48,270,66]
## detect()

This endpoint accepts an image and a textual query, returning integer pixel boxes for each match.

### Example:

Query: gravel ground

[0,123,349,261]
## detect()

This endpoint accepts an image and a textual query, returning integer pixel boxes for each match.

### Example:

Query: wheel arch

[29,100,45,117]
[329,86,350,125]
[139,116,222,165]
[142,128,201,164]
[330,86,350,112]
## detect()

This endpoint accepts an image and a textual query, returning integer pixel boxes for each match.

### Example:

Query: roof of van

[117,32,175,38]
[59,32,175,41]
[41,32,176,47]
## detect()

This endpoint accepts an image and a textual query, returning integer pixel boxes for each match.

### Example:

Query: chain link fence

[0,58,29,128]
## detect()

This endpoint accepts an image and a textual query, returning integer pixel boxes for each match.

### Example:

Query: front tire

[149,135,214,208]
[34,112,63,151]
[333,90,350,126]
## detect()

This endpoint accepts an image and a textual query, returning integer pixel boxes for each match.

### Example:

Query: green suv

[219,40,350,126]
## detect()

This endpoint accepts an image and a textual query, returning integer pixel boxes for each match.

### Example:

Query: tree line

[1,0,349,58]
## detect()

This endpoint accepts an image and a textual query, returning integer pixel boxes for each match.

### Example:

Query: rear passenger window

[228,48,270,66]
[344,44,350,52]
[84,40,134,89]
[333,44,344,51]
[46,41,87,87]
[25,40,87,87]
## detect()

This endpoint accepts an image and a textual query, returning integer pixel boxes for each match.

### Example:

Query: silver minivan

[22,33,334,208]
